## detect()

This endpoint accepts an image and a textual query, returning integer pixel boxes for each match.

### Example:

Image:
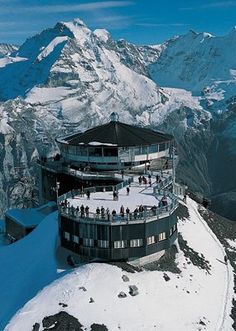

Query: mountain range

[0,18,235,220]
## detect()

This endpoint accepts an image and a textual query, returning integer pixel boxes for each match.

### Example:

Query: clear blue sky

[0,0,236,45]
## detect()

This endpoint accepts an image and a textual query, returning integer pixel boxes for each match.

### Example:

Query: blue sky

[0,0,236,45]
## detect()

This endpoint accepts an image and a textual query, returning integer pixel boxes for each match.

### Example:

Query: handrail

[57,176,134,203]
[59,200,178,224]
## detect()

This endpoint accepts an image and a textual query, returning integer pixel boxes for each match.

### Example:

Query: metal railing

[59,200,178,224]
[57,176,133,204]
[39,158,133,182]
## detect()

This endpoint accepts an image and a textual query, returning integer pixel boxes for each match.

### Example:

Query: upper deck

[59,173,178,225]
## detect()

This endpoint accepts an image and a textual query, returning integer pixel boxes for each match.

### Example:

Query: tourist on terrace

[151,205,157,215]
[101,206,105,219]
[120,205,125,218]
[80,205,85,217]
[148,178,152,187]
[106,208,110,221]
[139,205,144,217]
[85,206,89,217]
[134,208,138,219]
[160,195,168,208]
[86,190,90,200]
[96,207,100,218]
[138,176,142,185]
[126,187,130,195]
[126,207,130,220]
[112,209,116,220]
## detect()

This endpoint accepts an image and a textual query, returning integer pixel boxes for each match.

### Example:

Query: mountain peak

[72,18,87,27]
[93,29,111,43]
[61,18,91,42]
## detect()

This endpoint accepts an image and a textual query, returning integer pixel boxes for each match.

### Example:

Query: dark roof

[57,121,173,147]
[5,202,57,227]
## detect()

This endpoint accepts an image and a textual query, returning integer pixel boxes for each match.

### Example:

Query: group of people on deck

[60,190,169,220]
[138,174,152,187]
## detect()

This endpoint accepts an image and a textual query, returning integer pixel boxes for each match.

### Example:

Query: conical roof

[57,121,173,147]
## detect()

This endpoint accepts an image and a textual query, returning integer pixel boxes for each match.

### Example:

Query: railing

[57,176,134,204]
[59,200,178,224]
[38,159,133,183]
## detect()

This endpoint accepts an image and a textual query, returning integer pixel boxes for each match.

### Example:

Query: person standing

[86,190,90,200]
[120,205,124,217]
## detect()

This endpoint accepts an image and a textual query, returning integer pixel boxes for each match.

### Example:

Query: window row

[61,143,171,157]
[63,231,172,248]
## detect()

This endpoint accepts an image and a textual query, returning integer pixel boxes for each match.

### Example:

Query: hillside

[1,199,234,331]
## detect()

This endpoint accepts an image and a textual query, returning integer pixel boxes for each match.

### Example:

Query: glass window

[159,232,166,241]
[73,235,79,244]
[64,231,70,241]
[103,148,118,157]
[83,238,94,247]
[134,147,142,155]
[114,240,126,249]
[147,236,155,245]
[149,144,158,153]
[98,240,109,248]
[142,146,147,154]
[159,143,166,152]
[89,147,102,157]
[130,239,143,247]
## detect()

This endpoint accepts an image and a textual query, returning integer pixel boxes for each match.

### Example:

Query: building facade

[39,113,178,264]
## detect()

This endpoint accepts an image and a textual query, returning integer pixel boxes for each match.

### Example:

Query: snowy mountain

[149,29,236,220]
[1,199,235,331]
[0,19,235,220]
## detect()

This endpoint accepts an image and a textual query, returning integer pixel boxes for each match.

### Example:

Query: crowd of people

[60,197,169,221]
[59,172,172,221]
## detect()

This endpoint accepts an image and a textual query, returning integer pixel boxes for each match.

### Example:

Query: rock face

[32,311,108,331]
[0,19,235,219]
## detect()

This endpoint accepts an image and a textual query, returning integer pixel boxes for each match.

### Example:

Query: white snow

[37,36,68,62]
[226,239,236,250]
[0,56,27,68]
[26,86,72,104]
[88,141,117,146]
[3,198,234,331]
[93,29,110,43]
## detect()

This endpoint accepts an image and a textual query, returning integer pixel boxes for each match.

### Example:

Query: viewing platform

[59,174,177,225]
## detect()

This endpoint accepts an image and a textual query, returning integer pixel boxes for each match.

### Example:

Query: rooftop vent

[110,112,119,122]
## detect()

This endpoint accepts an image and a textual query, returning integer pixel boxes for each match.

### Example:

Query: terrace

[59,174,178,225]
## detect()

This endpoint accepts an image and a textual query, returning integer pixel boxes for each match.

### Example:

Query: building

[39,113,175,203]
[59,180,178,265]
[39,113,179,265]
[56,112,173,171]
[5,202,57,242]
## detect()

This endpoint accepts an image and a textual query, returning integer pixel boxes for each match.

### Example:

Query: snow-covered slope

[0,43,18,58]
[149,29,236,94]
[3,199,234,331]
